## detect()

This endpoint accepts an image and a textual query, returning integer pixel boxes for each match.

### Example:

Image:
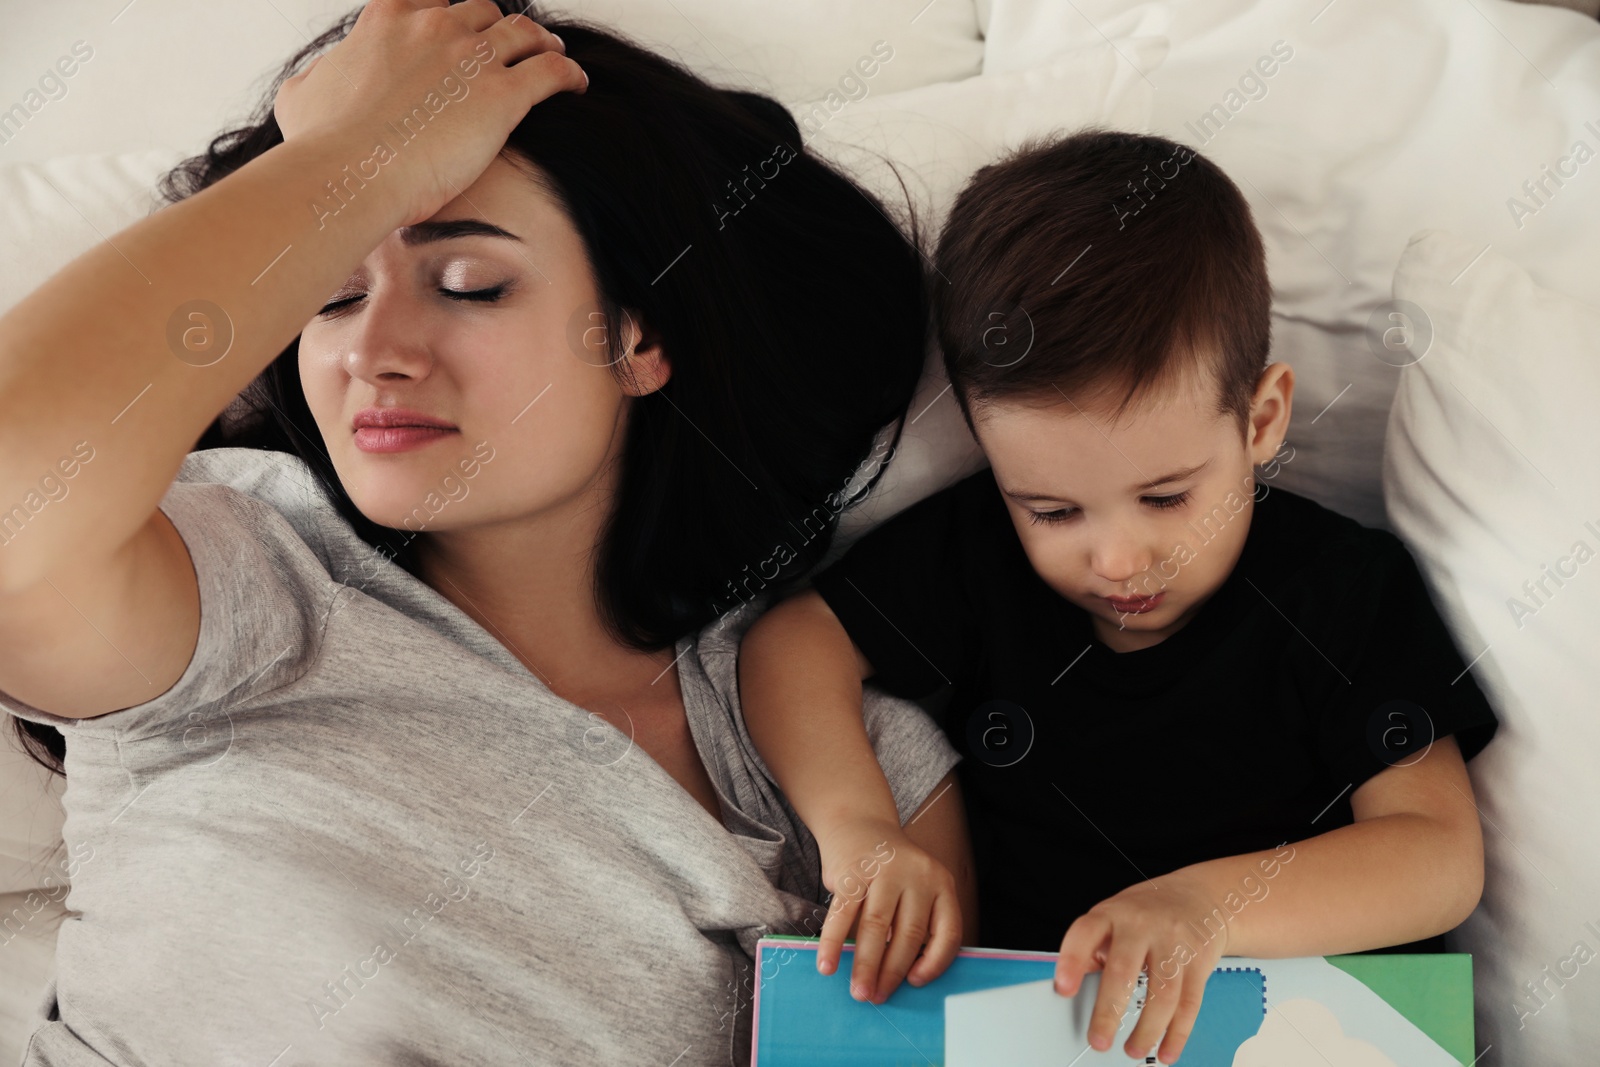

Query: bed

[3,0,1598,1062]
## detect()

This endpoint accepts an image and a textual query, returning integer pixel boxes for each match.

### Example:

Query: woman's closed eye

[1026,490,1193,526]
[315,284,509,317]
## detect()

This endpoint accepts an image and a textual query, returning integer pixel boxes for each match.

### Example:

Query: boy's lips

[1105,591,1166,614]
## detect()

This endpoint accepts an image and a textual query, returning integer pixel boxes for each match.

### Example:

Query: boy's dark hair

[934,128,1271,436]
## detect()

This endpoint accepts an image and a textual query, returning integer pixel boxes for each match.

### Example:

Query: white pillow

[974,0,1173,74]
[0,2,978,165]
[0,150,180,320]
[977,0,1600,531]
[799,36,1169,560]
[564,0,984,103]
[1383,229,1600,1066]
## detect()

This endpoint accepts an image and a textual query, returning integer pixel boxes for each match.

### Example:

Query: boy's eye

[315,284,508,317]
[1144,490,1191,510]
[1025,490,1191,526]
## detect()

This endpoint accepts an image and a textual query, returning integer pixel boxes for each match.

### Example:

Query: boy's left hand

[1054,873,1229,1064]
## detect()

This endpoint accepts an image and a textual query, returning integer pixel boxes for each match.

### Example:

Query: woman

[0,2,973,1063]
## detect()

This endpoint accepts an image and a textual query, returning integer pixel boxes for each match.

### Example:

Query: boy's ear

[618,312,672,397]
[1246,360,1294,463]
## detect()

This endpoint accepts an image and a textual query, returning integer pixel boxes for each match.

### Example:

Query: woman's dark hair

[936,127,1270,436]
[13,1,928,774]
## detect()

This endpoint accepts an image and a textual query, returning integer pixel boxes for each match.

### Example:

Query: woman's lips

[353,426,458,453]
[1105,591,1166,614]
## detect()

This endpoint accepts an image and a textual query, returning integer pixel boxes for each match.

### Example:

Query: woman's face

[298,155,659,539]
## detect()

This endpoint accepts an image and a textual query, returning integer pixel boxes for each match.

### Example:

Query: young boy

[738,129,1500,1065]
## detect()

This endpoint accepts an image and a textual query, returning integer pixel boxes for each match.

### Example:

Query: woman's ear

[619,313,672,397]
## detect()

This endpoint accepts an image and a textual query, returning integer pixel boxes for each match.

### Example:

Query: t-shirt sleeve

[808,483,981,700]
[860,684,962,825]
[0,479,342,742]
[1310,529,1501,792]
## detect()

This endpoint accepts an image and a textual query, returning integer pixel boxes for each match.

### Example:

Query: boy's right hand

[273,0,587,229]
[816,819,963,1004]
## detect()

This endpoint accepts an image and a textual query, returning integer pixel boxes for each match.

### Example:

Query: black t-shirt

[810,467,1500,953]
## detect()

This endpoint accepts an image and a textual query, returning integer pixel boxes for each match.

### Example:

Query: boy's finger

[1054,913,1109,996]
[1087,949,1145,1053]
[816,891,862,977]
[874,893,932,1002]
[907,890,962,986]
[1156,967,1208,1064]
[848,886,898,1002]
[1125,967,1179,1061]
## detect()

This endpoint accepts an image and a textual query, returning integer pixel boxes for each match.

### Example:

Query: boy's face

[972,362,1293,654]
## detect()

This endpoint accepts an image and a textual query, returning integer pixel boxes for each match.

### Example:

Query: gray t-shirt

[0,448,959,1067]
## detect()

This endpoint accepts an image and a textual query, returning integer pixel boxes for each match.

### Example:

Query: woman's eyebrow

[399,218,523,246]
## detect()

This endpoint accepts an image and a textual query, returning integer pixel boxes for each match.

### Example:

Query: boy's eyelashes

[1025,490,1193,526]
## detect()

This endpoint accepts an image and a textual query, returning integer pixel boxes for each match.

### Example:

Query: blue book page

[751,939,1264,1067]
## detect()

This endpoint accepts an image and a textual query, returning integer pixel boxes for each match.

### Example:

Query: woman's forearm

[0,130,406,595]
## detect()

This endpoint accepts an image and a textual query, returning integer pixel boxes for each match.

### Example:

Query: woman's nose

[340,291,437,384]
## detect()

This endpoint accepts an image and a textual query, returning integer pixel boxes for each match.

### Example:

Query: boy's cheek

[1008,526,1080,594]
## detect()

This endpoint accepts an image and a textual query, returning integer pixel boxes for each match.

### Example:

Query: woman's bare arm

[0,130,406,598]
[0,131,408,717]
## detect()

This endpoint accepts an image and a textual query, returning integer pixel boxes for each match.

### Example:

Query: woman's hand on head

[273,0,586,228]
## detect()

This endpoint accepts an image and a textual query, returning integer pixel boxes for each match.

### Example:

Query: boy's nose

[1089,542,1155,589]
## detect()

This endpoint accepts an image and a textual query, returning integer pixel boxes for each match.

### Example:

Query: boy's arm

[1175,733,1481,957]
[1060,735,1483,1063]
[740,588,894,845]
[1062,519,1495,1064]
[739,588,969,1000]
[903,768,981,947]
